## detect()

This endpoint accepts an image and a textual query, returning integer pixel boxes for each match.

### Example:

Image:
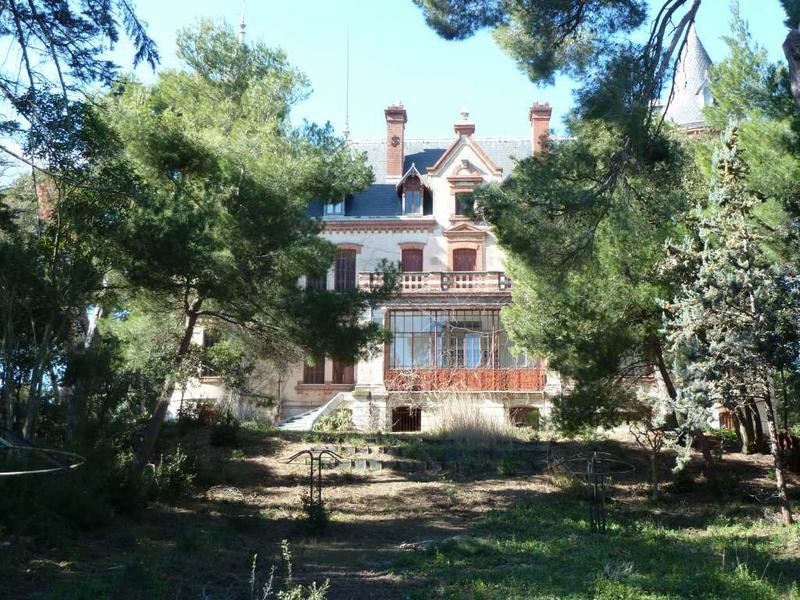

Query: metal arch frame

[564,450,635,533]
[283,449,343,507]
[0,446,85,477]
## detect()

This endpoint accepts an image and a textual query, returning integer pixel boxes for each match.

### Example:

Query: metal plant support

[284,449,343,508]
[566,449,634,533]
[0,446,85,477]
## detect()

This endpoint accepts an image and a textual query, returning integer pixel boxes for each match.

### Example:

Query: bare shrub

[429,393,523,444]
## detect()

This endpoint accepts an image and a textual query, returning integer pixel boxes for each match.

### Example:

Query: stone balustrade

[359,271,512,295]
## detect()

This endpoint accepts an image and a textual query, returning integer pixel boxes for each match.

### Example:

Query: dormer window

[324,198,345,216]
[397,163,428,215]
[404,190,421,215]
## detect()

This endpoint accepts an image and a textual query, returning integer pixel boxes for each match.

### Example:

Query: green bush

[210,411,241,446]
[300,491,329,533]
[705,427,741,453]
[153,445,196,501]
[497,456,518,477]
[110,446,195,511]
[312,408,353,433]
[252,540,330,599]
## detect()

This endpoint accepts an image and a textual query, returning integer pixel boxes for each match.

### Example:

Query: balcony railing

[359,271,512,295]
[385,368,546,392]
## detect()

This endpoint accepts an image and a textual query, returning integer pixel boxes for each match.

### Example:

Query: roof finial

[343,27,350,140]
[238,0,246,43]
[460,107,469,121]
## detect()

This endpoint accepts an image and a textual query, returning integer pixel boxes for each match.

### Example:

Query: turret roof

[660,25,714,130]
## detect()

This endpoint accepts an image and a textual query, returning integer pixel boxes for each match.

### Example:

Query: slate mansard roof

[309,137,532,218]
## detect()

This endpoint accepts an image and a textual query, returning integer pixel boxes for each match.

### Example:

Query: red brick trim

[323,219,436,234]
[337,242,363,253]
[427,136,503,176]
[398,241,426,251]
[443,222,486,241]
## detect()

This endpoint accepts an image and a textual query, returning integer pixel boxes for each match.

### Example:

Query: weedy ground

[2,424,800,599]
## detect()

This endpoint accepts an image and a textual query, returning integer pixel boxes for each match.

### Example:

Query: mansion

[171,101,562,431]
[168,27,714,432]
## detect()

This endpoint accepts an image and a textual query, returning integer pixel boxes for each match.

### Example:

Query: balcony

[385,368,546,392]
[359,271,512,295]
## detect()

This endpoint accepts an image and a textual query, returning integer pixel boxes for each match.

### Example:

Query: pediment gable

[427,135,503,178]
[443,221,486,242]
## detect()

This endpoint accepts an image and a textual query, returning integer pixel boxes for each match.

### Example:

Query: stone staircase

[303,441,549,474]
[277,393,349,431]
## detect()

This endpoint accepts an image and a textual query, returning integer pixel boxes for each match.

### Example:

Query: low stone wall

[341,391,551,432]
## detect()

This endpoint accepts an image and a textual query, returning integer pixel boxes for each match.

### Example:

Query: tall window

[200,328,219,377]
[303,359,325,384]
[306,272,327,291]
[332,360,355,384]
[334,249,356,291]
[404,190,422,214]
[401,248,423,272]
[324,199,345,216]
[388,309,538,370]
[452,248,477,271]
[455,191,475,216]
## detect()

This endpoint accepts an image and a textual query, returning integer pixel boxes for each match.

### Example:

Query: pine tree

[664,126,799,524]
[99,22,394,464]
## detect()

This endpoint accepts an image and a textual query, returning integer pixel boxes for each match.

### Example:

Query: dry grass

[428,393,523,444]
[6,428,800,600]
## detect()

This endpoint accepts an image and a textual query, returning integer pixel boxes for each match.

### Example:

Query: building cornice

[323,218,437,234]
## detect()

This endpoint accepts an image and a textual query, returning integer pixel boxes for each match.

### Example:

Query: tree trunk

[693,430,718,488]
[653,340,718,483]
[2,312,16,430]
[65,305,102,445]
[650,453,659,501]
[23,323,52,440]
[734,405,756,454]
[783,27,800,107]
[746,399,768,454]
[764,378,793,525]
[653,340,679,430]
[135,299,202,466]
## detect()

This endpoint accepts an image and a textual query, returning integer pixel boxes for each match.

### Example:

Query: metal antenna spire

[343,27,351,140]
[238,0,246,43]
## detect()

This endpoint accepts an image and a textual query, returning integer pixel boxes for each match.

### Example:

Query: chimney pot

[454,107,475,136]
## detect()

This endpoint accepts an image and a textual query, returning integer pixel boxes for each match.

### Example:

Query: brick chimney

[36,181,57,223]
[528,102,552,155]
[384,102,407,178]
[454,107,475,137]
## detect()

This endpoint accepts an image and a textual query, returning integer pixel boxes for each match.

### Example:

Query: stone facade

[169,101,562,431]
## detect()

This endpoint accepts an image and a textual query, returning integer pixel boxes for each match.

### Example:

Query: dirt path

[196,439,557,599]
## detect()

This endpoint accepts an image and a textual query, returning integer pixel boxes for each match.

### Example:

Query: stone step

[310,443,547,460]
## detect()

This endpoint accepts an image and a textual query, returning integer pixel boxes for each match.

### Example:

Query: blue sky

[116,0,790,139]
